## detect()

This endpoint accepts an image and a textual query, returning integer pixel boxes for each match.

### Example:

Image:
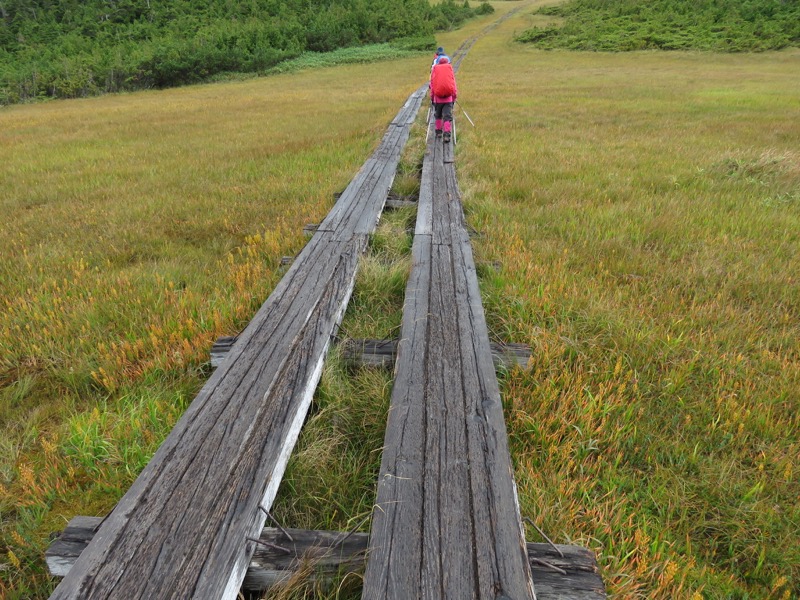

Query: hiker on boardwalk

[431,46,450,68]
[430,55,457,143]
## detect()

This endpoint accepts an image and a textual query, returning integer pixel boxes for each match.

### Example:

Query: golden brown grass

[454,7,799,599]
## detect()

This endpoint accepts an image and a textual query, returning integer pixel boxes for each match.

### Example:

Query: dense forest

[519,0,800,51]
[0,0,491,103]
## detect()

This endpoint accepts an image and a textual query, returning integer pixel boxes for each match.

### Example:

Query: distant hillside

[518,0,799,51]
[0,0,492,103]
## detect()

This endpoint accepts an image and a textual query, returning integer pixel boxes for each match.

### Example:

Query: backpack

[430,62,456,98]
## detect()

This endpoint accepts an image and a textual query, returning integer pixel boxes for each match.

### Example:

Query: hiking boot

[435,129,442,137]
[443,131,451,143]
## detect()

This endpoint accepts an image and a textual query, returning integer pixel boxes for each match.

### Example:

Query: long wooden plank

[363,114,536,598]
[444,131,534,598]
[365,233,431,598]
[392,87,428,125]
[48,518,605,599]
[317,113,409,234]
[347,128,410,236]
[50,86,426,600]
[414,129,435,236]
[317,157,384,233]
[427,241,477,597]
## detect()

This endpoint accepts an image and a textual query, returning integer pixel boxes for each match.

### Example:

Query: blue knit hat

[436,47,444,55]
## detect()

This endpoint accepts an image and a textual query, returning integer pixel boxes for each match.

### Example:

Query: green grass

[2,2,799,598]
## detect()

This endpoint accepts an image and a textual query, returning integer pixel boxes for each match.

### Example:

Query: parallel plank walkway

[49,87,427,600]
[361,105,536,597]
[48,9,607,599]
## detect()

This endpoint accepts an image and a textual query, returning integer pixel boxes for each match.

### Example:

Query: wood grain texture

[47,519,605,599]
[49,85,426,600]
[362,118,536,599]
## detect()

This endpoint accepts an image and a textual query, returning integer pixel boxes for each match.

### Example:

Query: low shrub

[518,0,800,52]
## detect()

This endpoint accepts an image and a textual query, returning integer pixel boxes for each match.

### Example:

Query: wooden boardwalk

[49,87,427,600]
[361,115,536,597]
[47,19,607,597]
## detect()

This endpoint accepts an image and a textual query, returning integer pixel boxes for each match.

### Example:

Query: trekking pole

[424,106,432,143]
[452,117,457,145]
[456,101,475,127]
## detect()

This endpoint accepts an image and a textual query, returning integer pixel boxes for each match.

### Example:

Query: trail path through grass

[1,1,798,598]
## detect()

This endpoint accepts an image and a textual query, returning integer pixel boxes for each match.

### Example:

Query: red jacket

[430,59,457,104]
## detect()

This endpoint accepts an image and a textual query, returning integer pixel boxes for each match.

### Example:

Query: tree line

[0,0,492,104]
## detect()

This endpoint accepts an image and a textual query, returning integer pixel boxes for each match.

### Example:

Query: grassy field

[453,8,799,598]
[2,1,799,598]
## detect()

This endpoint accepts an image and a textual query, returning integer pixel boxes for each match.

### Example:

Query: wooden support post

[384,192,418,210]
[210,337,531,370]
[385,198,417,210]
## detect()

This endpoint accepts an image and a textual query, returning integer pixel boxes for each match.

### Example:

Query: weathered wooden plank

[361,129,439,599]
[351,154,402,236]
[415,134,435,237]
[363,102,536,599]
[322,117,419,231]
[321,119,411,233]
[317,158,385,233]
[523,544,606,600]
[346,155,396,233]
[427,241,478,597]
[364,233,431,599]
[392,86,428,125]
[431,145,466,248]
[430,140,453,247]
[340,339,531,371]
[47,519,605,599]
[442,135,455,164]
[50,83,427,600]
[315,103,423,238]
[325,158,389,236]
[319,91,425,239]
